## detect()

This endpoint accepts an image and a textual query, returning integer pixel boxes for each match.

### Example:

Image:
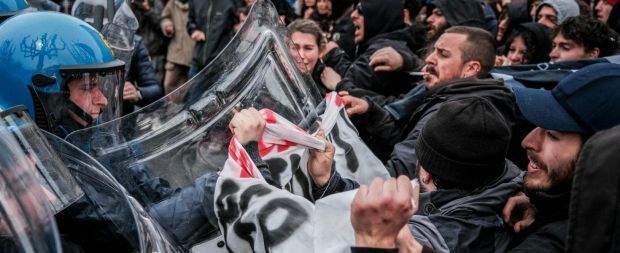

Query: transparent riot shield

[65,0,322,248]
[1,106,181,253]
[0,119,61,253]
[66,0,320,199]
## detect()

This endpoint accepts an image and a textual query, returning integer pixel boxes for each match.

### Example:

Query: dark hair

[444,26,497,77]
[286,19,326,49]
[404,0,422,23]
[553,16,620,57]
[503,23,552,64]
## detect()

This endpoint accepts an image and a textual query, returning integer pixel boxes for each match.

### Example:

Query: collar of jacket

[427,77,506,96]
[356,27,411,57]
[527,189,571,224]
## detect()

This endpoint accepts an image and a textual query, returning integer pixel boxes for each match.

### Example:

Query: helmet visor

[57,62,124,128]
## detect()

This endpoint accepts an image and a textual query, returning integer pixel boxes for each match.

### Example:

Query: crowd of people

[1,0,620,252]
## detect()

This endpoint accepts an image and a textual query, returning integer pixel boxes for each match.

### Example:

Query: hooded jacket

[355,78,516,178]
[325,157,524,253]
[535,0,579,25]
[434,0,486,29]
[517,22,552,64]
[411,161,524,253]
[326,0,418,100]
[566,124,620,253]
[499,1,531,47]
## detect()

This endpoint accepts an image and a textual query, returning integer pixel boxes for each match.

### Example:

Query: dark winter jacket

[133,0,168,56]
[123,37,164,115]
[506,190,570,253]
[330,2,355,58]
[326,0,418,100]
[356,78,515,178]
[186,0,239,68]
[566,124,620,253]
[333,162,523,253]
[411,161,523,253]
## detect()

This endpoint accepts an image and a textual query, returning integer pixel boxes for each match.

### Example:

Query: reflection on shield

[1,106,180,253]
[0,120,62,253]
[65,0,322,249]
[66,0,320,197]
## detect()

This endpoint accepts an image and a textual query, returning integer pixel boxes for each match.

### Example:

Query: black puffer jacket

[186,0,239,68]
[356,78,516,178]
[123,36,164,115]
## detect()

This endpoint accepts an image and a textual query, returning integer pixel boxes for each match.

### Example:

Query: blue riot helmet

[0,0,29,22]
[0,12,125,138]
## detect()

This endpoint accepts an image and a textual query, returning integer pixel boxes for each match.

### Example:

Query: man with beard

[425,0,487,41]
[503,63,620,252]
[341,26,514,178]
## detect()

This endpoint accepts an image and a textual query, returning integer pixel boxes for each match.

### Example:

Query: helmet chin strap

[66,101,95,127]
[55,101,96,137]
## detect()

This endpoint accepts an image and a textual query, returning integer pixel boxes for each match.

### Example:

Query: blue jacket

[123,36,164,115]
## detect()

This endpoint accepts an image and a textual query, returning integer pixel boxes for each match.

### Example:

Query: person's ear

[461,60,481,78]
[586,47,600,59]
[419,167,432,185]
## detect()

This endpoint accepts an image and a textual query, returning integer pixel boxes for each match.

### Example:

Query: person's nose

[522,127,544,152]
[549,47,559,60]
[92,87,108,107]
[508,52,521,63]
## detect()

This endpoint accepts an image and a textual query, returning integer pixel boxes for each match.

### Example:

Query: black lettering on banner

[329,123,359,172]
[216,179,241,252]
[339,109,357,133]
[264,158,287,186]
[257,198,310,251]
[231,184,273,251]
[293,164,312,200]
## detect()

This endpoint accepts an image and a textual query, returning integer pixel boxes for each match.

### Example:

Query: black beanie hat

[415,97,511,188]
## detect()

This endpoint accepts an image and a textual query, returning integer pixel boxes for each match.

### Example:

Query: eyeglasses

[355,2,363,15]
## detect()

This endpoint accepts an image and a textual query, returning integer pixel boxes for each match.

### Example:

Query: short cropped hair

[444,26,497,77]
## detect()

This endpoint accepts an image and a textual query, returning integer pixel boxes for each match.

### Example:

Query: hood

[519,22,552,64]
[500,1,531,45]
[428,78,516,126]
[566,124,620,253]
[358,0,405,44]
[434,0,485,28]
[506,2,531,25]
[427,161,523,217]
[535,0,579,25]
[332,0,353,20]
